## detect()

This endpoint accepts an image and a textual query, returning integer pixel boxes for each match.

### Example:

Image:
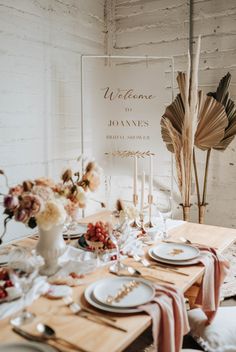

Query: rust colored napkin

[139,284,189,352]
[194,246,230,324]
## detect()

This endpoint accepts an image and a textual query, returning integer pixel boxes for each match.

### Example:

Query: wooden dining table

[0,212,236,352]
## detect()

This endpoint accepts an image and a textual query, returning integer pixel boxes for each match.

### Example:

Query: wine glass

[156,195,172,239]
[8,247,38,326]
[109,213,130,274]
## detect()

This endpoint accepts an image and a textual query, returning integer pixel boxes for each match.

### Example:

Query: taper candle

[149,155,153,196]
[140,171,145,211]
[133,156,138,195]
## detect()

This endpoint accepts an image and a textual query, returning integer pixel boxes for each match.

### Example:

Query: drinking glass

[109,213,130,274]
[8,247,38,326]
[156,195,172,239]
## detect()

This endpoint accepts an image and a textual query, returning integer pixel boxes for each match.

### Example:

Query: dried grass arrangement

[161,37,235,222]
[161,37,201,221]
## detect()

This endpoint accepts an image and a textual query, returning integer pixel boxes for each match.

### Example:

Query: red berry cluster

[110,254,117,261]
[85,221,115,251]
[0,269,9,281]
[0,269,13,299]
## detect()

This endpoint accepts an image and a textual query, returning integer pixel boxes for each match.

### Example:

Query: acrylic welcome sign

[82,56,174,177]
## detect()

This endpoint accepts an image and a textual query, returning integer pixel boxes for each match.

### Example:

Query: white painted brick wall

[1,0,235,243]
[111,0,236,228]
[0,0,105,241]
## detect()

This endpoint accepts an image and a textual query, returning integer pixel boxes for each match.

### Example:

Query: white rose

[36,200,67,231]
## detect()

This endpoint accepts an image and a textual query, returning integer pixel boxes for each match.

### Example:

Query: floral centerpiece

[0,161,103,275]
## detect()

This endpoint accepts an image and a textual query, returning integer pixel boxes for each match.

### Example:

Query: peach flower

[36,200,67,231]
[35,177,55,188]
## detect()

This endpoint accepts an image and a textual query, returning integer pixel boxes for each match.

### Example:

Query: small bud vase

[36,224,66,276]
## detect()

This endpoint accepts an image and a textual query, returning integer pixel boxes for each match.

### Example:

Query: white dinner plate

[148,248,200,266]
[0,342,57,352]
[93,277,155,308]
[152,243,200,261]
[84,281,143,314]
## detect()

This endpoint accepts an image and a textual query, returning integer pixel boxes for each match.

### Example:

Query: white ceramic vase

[36,224,66,276]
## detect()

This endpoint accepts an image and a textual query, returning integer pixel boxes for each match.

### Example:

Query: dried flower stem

[0,216,11,245]
[0,170,10,189]
[193,148,200,205]
[202,149,211,205]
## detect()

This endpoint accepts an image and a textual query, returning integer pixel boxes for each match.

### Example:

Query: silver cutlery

[37,323,86,352]
[109,265,175,285]
[67,301,127,332]
[12,326,66,352]
[179,236,192,244]
[165,237,217,249]
[133,254,189,277]
[63,296,117,322]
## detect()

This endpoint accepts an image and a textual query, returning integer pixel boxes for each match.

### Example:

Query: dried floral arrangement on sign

[161,37,236,223]
[105,150,155,158]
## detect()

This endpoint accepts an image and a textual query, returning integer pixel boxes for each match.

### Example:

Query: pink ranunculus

[14,208,29,223]
[84,171,101,192]
[3,195,19,210]
[20,194,42,215]
[9,185,23,196]
[65,200,78,218]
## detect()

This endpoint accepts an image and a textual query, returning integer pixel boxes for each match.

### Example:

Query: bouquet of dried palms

[161,37,231,222]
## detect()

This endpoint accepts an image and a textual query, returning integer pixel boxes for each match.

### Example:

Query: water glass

[8,247,38,326]
[156,196,172,239]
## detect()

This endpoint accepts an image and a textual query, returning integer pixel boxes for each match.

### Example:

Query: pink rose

[14,209,29,223]
[9,185,23,196]
[3,195,19,210]
[20,194,41,216]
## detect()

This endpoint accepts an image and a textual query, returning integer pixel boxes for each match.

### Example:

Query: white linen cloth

[0,276,49,320]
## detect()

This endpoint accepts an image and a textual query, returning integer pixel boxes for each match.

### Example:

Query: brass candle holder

[145,195,154,228]
[130,194,140,228]
[139,211,147,235]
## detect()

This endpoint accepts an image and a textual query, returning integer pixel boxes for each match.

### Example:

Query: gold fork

[67,302,127,332]
[64,296,117,322]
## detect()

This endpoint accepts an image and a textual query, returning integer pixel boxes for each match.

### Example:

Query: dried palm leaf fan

[161,37,228,222]
[193,73,236,223]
